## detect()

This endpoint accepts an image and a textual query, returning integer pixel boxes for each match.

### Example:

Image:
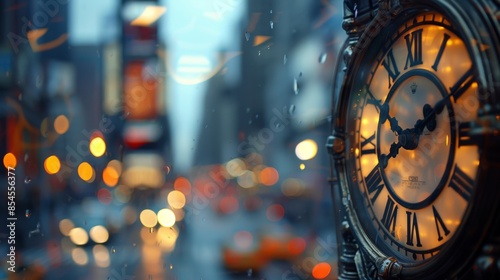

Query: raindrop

[165,166,171,175]
[123,111,130,119]
[283,54,287,65]
[319,53,327,64]
[111,247,116,253]
[255,114,259,119]
[247,268,253,277]
[293,79,299,95]
[258,50,261,56]
[270,9,273,14]
[246,107,250,113]
[25,209,32,218]
[24,177,32,184]
[124,264,128,268]
[270,21,274,29]
[133,243,137,247]
[275,123,282,129]
[170,264,173,270]
[289,104,296,115]
[244,32,250,41]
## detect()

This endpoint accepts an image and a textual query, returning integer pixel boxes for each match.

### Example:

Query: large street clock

[327,0,500,279]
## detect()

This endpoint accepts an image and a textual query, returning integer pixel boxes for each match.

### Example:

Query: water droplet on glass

[283,54,287,65]
[170,264,173,270]
[149,227,155,233]
[289,104,296,115]
[275,123,282,129]
[25,209,31,218]
[270,9,273,14]
[165,166,171,174]
[319,53,327,64]
[255,114,259,119]
[247,268,253,277]
[293,79,299,95]
[24,177,31,184]
[133,243,137,247]
[246,107,250,113]
[270,21,274,29]
[124,263,128,268]
[244,32,250,41]
[258,50,261,56]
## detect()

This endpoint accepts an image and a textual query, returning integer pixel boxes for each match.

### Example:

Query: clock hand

[367,96,403,135]
[379,129,418,167]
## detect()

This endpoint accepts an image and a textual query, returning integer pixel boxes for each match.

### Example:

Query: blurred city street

[0,0,345,279]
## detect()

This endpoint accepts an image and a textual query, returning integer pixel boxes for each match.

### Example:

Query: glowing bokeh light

[71,248,89,266]
[312,262,332,279]
[226,158,246,177]
[59,219,75,236]
[89,136,106,157]
[69,227,89,246]
[157,208,176,227]
[140,209,158,228]
[167,190,186,209]
[89,226,109,244]
[102,166,120,187]
[54,115,70,134]
[92,245,110,268]
[44,155,61,174]
[259,167,279,186]
[295,139,318,160]
[234,231,253,250]
[78,162,94,182]
[3,153,17,169]
[174,177,192,195]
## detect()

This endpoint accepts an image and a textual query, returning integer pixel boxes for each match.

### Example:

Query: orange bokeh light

[3,153,17,169]
[44,155,61,174]
[102,166,120,187]
[287,237,306,256]
[219,196,239,214]
[312,262,331,279]
[174,177,192,195]
[259,167,279,186]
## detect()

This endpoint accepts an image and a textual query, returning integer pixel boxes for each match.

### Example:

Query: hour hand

[379,141,403,168]
[368,98,403,135]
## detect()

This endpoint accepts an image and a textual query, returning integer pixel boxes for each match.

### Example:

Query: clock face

[345,11,481,262]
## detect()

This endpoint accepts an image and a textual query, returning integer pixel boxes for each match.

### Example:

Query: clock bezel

[333,0,500,278]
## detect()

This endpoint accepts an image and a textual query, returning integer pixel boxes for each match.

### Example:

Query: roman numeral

[366,166,384,204]
[381,196,398,236]
[432,33,451,71]
[361,133,376,155]
[458,122,476,147]
[449,164,474,201]
[382,49,400,89]
[449,68,475,101]
[406,211,422,247]
[432,205,450,241]
[404,29,423,70]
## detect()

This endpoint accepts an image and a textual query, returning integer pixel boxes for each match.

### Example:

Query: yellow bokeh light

[71,248,89,266]
[140,209,158,228]
[3,153,17,169]
[92,245,110,268]
[157,208,176,227]
[54,115,70,134]
[89,225,109,244]
[225,158,246,177]
[295,139,318,161]
[69,227,89,246]
[59,219,75,236]
[107,160,122,175]
[78,162,94,182]
[44,155,61,174]
[299,163,305,170]
[102,166,120,187]
[167,190,186,209]
[90,137,106,157]
[237,170,257,188]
